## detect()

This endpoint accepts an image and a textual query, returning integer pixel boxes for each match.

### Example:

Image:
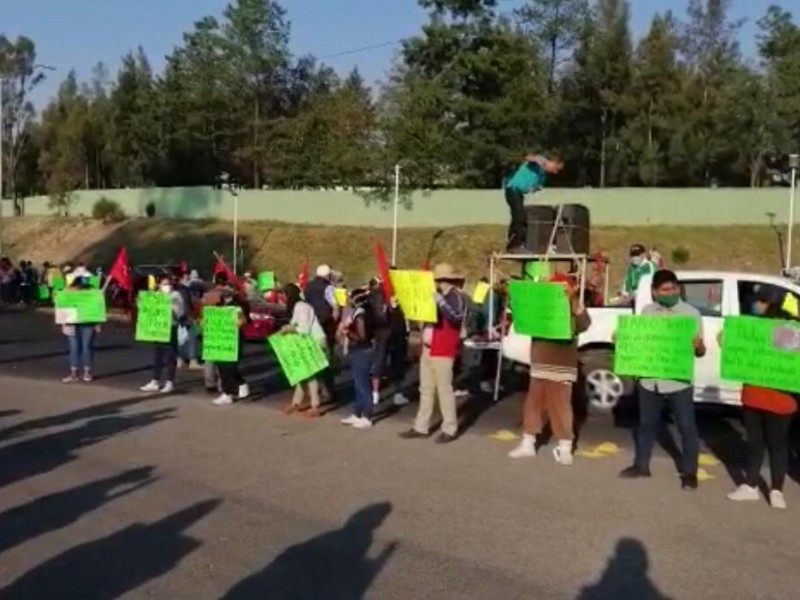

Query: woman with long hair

[724,286,798,509]
[281,283,327,417]
[340,286,377,430]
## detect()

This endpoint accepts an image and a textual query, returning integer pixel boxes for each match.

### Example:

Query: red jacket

[429,289,464,358]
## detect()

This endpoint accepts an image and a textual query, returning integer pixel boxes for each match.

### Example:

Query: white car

[501,271,800,408]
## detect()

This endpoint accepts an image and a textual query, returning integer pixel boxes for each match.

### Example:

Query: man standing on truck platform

[504,154,564,254]
[619,269,706,491]
[619,244,655,305]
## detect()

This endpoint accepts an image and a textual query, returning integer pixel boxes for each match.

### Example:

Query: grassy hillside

[1,216,793,289]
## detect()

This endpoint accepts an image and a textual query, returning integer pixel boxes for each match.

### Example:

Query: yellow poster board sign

[472,281,490,304]
[334,288,348,307]
[389,270,437,323]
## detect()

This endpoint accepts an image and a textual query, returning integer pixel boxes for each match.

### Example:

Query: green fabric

[623,261,655,294]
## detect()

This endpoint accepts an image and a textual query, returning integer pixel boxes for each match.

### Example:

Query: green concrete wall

[4,186,797,227]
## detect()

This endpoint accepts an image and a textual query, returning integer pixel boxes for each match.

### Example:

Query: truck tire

[579,348,632,413]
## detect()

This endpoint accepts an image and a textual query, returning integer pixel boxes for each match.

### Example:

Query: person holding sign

[508,274,591,465]
[340,287,379,429]
[721,287,797,509]
[60,276,102,383]
[139,275,185,395]
[400,263,466,444]
[207,283,251,406]
[619,270,705,491]
[280,283,328,418]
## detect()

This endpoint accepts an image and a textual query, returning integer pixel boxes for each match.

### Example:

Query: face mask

[752,302,766,316]
[160,285,172,294]
[656,293,680,308]
[631,256,643,266]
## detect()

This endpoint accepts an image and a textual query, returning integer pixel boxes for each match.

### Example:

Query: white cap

[316,264,332,278]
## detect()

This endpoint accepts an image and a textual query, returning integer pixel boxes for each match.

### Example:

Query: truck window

[739,281,800,317]
[680,280,723,317]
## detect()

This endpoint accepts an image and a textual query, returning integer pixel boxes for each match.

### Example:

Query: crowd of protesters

[5,242,796,510]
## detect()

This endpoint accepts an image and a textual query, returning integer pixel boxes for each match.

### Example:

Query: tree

[515,0,590,92]
[0,35,48,211]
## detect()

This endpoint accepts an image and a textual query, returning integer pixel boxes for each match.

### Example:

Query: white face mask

[631,256,643,266]
[160,284,172,294]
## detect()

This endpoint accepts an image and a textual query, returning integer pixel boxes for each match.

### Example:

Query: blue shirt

[506,161,546,194]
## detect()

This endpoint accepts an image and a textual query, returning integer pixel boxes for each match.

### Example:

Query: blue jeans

[350,347,375,419]
[635,384,699,476]
[68,325,95,371]
[178,323,197,362]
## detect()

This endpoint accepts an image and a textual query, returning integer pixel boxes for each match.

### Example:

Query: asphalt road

[1,307,800,599]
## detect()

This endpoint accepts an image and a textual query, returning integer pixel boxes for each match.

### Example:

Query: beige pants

[414,348,458,436]
[292,377,320,408]
[524,377,574,441]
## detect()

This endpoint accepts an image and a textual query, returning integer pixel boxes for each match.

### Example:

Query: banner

[472,281,490,304]
[54,290,107,324]
[269,334,329,386]
[135,292,172,343]
[389,270,437,323]
[509,281,571,340]
[257,271,276,292]
[202,307,240,362]
[52,275,66,292]
[614,315,697,380]
[721,316,800,393]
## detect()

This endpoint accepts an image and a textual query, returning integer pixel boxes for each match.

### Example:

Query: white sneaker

[508,435,536,459]
[140,380,160,392]
[727,484,760,502]
[212,394,234,406]
[454,389,469,398]
[770,490,787,510]
[553,441,574,466]
[352,417,373,429]
[238,383,250,400]
[372,391,381,405]
[392,393,410,407]
[160,381,174,394]
[340,414,360,426]
[479,381,494,394]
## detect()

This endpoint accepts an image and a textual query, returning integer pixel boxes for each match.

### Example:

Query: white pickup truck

[501,270,800,408]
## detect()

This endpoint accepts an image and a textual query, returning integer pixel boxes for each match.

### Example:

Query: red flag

[421,258,431,271]
[180,259,188,274]
[374,239,394,301]
[214,255,241,290]
[298,258,310,291]
[108,247,132,293]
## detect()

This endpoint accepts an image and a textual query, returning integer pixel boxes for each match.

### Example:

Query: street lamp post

[0,64,56,256]
[218,172,240,275]
[392,164,400,266]
[788,154,799,269]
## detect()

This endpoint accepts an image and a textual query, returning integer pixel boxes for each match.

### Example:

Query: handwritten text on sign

[389,270,437,323]
[54,290,107,325]
[135,292,172,343]
[721,316,800,393]
[269,334,329,386]
[202,307,239,362]
[509,281,571,340]
[614,315,697,380]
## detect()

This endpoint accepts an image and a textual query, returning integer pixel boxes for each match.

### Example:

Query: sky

[5,0,762,108]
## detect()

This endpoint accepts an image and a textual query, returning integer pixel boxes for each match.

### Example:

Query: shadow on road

[0,466,157,555]
[0,409,174,488]
[0,395,163,443]
[0,409,21,419]
[220,502,397,600]
[575,538,674,600]
[0,498,221,600]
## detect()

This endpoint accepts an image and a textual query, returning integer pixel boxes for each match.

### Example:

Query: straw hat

[433,263,464,282]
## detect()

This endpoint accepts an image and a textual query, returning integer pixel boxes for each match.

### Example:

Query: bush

[145,202,156,218]
[671,246,691,265]
[92,198,127,222]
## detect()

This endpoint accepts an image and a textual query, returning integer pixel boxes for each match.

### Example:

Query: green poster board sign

[52,275,66,292]
[37,284,50,301]
[257,271,276,292]
[269,334,329,386]
[721,316,800,393]
[614,315,697,380]
[202,306,239,362]
[54,290,107,324]
[88,275,101,289]
[508,281,571,340]
[135,292,172,343]
[523,261,553,281]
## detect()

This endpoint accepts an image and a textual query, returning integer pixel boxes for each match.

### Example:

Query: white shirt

[291,301,326,344]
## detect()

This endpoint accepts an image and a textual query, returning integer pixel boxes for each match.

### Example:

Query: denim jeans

[350,347,375,419]
[178,323,197,362]
[68,325,95,371]
[635,384,699,476]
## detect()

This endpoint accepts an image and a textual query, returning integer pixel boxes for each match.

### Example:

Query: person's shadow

[220,502,398,600]
[575,538,674,600]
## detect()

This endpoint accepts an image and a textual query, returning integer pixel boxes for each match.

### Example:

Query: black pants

[505,187,526,250]
[635,385,699,476]
[217,362,244,397]
[152,327,178,383]
[743,407,793,491]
